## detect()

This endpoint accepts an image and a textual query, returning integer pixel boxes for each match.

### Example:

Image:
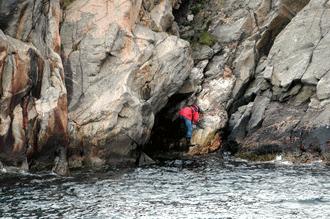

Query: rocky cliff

[60,0,193,168]
[161,0,330,162]
[226,0,330,162]
[0,0,68,174]
[0,0,329,174]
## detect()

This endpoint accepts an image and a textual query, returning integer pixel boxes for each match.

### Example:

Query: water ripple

[1,156,330,218]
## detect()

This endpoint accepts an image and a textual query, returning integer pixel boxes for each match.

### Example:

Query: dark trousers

[180,116,192,139]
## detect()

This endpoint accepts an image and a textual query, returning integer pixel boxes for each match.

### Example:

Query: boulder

[179,60,208,94]
[247,93,271,132]
[192,44,214,61]
[192,67,235,149]
[228,103,254,143]
[212,17,247,43]
[267,0,330,90]
[150,0,175,32]
[204,55,226,78]
[61,0,193,167]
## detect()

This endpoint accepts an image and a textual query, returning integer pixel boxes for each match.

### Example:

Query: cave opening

[172,0,191,25]
[143,93,193,158]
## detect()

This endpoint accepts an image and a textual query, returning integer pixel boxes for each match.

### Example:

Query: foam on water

[0,155,329,218]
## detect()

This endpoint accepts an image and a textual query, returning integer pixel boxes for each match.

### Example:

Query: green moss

[62,0,76,9]
[198,31,217,46]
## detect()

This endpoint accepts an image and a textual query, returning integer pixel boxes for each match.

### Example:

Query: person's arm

[192,112,199,124]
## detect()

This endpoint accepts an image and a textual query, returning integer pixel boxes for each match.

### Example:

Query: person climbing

[178,104,200,148]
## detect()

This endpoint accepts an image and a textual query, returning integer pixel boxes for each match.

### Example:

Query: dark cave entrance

[173,0,190,24]
[143,93,193,156]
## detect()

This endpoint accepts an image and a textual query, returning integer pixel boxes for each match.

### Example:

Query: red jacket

[179,106,199,124]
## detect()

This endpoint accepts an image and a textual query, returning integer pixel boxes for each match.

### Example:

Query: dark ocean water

[1,155,330,218]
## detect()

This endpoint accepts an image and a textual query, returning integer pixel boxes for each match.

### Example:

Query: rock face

[61,0,193,167]
[171,0,330,161]
[1,0,330,173]
[0,0,68,173]
[173,0,312,155]
[139,0,330,160]
[227,0,330,161]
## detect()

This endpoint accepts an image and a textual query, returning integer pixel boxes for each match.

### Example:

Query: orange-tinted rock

[0,33,41,166]
[0,0,68,174]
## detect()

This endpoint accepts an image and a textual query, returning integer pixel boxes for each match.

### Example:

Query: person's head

[191,104,200,112]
